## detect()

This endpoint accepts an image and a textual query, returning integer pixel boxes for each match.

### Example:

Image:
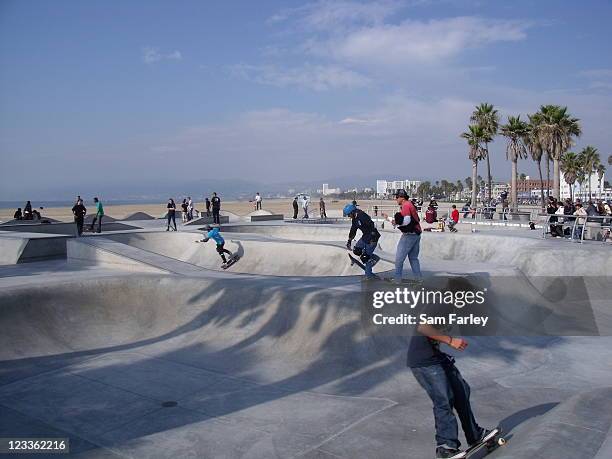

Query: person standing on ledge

[319,197,327,219]
[409,325,494,458]
[72,198,87,236]
[89,197,104,233]
[166,198,177,231]
[211,192,221,225]
[205,197,211,217]
[292,197,299,219]
[255,192,262,210]
[382,189,422,283]
[302,195,310,219]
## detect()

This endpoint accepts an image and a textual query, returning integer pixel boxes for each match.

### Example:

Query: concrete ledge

[0,222,140,235]
[250,214,284,222]
[185,216,229,225]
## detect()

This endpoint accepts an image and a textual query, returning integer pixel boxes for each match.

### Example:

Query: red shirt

[451,209,459,223]
[400,201,422,234]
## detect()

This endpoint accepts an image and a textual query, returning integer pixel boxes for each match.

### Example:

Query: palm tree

[461,124,488,208]
[579,146,599,200]
[596,163,606,196]
[608,154,612,166]
[526,113,547,211]
[560,152,581,201]
[500,115,529,211]
[470,103,499,203]
[536,105,582,200]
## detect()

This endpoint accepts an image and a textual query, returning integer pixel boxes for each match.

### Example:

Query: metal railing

[541,214,611,244]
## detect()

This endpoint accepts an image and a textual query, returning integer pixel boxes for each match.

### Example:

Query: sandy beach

[0,198,404,222]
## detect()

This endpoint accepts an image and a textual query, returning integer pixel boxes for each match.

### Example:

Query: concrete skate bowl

[2,276,612,458]
[104,231,394,276]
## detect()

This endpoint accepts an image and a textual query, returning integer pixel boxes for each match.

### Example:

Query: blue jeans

[411,358,483,449]
[395,233,421,280]
[354,237,377,277]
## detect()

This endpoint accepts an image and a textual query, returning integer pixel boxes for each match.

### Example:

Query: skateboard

[348,254,380,279]
[457,428,506,458]
[222,254,240,270]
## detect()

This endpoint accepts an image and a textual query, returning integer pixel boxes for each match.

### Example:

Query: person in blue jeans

[409,325,493,458]
[343,203,380,279]
[383,190,422,282]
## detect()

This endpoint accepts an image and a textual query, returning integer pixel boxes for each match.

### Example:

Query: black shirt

[407,335,447,368]
[72,204,86,219]
[211,196,221,209]
[167,202,176,214]
[348,209,380,242]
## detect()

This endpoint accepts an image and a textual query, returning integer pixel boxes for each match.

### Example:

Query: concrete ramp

[495,388,612,458]
[105,231,394,276]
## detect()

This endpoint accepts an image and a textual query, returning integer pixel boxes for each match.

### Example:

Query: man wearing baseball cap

[383,189,422,283]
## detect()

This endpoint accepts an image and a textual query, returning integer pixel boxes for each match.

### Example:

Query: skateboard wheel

[497,437,506,446]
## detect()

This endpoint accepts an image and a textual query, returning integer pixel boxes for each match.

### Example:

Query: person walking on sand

[166,198,177,231]
[89,197,104,233]
[319,197,327,219]
[211,192,221,225]
[72,198,87,236]
[382,189,422,283]
[255,192,262,210]
[292,197,299,219]
[409,323,495,458]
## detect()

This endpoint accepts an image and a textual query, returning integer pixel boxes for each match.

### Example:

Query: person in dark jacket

[13,208,23,220]
[166,198,177,231]
[292,197,299,219]
[205,197,211,217]
[211,192,221,224]
[24,201,33,220]
[344,203,380,279]
[72,199,87,236]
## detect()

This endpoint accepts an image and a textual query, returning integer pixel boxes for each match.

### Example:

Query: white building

[320,183,342,195]
[560,173,606,200]
[376,179,422,197]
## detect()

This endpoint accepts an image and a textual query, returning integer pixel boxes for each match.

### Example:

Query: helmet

[394,189,409,199]
[343,203,357,216]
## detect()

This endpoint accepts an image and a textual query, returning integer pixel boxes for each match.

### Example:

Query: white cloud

[579,68,612,91]
[229,63,371,91]
[268,0,401,29]
[307,16,530,65]
[142,47,183,64]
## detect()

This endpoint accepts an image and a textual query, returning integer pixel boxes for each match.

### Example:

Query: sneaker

[436,446,463,459]
[471,428,498,447]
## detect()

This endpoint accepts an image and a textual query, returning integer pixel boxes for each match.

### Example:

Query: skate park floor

[0,220,611,459]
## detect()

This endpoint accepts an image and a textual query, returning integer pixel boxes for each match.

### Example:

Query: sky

[1,0,611,199]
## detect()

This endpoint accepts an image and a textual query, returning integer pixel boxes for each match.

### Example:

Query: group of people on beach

[546,196,612,240]
[292,195,327,219]
[167,193,222,231]
[71,196,104,235]
[12,201,42,221]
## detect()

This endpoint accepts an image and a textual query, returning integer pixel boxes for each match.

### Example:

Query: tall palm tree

[596,163,606,196]
[500,115,529,211]
[536,105,582,200]
[560,152,581,201]
[461,124,488,208]
[470,103,499,203]
[526,113,546,211]
[579,146,599,200]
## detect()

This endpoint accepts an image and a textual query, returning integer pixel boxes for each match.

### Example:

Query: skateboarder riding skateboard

[196,225,235,266]
[409,324,496,458]
[343,203,380,279]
